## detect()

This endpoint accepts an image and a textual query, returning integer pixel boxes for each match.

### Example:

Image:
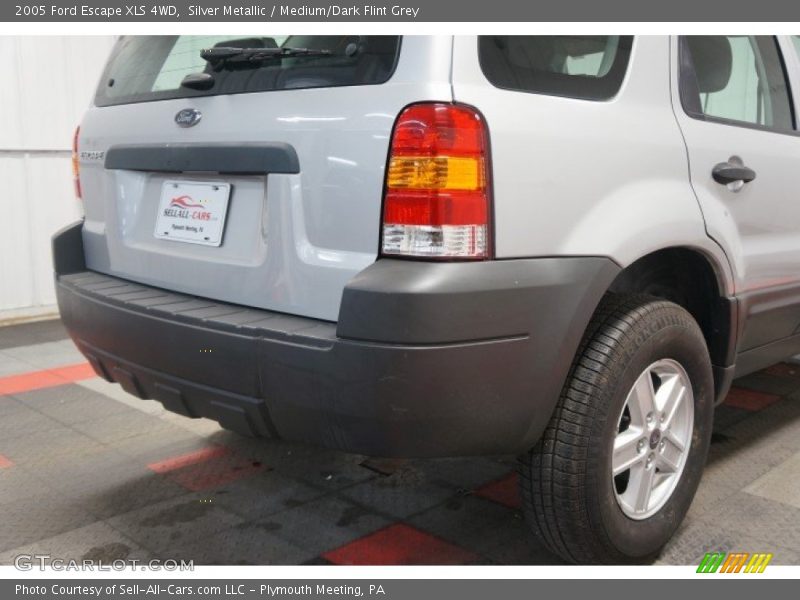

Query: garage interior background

[0,36,115,324]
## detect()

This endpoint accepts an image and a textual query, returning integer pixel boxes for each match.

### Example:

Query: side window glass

[682,36,794,132]
[478,36,633,101]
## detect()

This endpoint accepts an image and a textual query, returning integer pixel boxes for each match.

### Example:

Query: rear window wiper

[200,46,332,66]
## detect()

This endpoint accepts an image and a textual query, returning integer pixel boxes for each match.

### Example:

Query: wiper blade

[200,46,332,65]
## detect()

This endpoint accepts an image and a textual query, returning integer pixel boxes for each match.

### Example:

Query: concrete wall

[0,36,116,323]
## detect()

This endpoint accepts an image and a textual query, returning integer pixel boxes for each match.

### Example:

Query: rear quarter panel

[451,35,733,295]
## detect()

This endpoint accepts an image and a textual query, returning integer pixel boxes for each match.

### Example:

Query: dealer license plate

[154,180,231,247]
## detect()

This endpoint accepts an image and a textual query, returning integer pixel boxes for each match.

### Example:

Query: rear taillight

[71,126,81,200]
[381,103,491,259]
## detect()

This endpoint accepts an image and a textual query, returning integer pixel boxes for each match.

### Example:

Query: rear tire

[519,294,714,564]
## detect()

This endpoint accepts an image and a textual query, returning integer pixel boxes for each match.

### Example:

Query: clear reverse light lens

[382,224,487,258]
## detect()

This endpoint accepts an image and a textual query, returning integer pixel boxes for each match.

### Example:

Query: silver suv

[53,35,800,564]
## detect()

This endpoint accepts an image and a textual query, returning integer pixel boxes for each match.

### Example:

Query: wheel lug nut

[659,440,666,451]
[646,412,654,424]
[637,439,646,452]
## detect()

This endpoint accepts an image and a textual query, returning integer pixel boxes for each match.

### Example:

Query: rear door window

[96,35,401,107]
[679,36,794,133]
[478,36,633,100]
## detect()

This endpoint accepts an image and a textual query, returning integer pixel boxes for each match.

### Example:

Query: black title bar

[4,0,800,22]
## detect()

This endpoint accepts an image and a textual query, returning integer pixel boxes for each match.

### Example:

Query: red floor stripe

[148,445,266,491]
[168,459,265,491]
[50,362,97,381]
[0,455,13,469]
[323,523,477,565]
[764,362,800,379]
[148,446,230,473]
[724,387,781,412]
[474,472,521,509]
[0,361,96,396]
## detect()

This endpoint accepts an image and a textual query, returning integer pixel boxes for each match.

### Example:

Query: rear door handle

[712,156,756,186]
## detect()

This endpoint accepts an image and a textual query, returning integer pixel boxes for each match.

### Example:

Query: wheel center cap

[649,429,661,449]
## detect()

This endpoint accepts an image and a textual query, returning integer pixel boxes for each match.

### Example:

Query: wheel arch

[605,246,737,403]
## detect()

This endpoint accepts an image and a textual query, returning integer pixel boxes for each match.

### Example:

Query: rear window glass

[478,36,633,100]
[95,35,401,107]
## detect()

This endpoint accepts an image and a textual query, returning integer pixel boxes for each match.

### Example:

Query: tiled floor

[0,318,798,566]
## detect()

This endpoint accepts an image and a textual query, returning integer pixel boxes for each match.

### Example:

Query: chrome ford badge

[175,108,202,128]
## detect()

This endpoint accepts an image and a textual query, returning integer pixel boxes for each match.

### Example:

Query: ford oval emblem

[175,108,202,128]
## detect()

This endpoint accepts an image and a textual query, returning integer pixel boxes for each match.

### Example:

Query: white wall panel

[0,35,116,319]
[0,37,24,150]
[0,156,34,310]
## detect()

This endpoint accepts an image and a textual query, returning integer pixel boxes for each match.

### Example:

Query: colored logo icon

[697,552,773,573]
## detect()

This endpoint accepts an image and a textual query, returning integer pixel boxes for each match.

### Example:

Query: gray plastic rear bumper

[53,221,619,457]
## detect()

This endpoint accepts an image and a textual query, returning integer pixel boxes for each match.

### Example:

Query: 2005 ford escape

[54,35,800,563]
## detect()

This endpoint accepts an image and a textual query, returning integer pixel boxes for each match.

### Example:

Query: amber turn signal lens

[387,156,484,191]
